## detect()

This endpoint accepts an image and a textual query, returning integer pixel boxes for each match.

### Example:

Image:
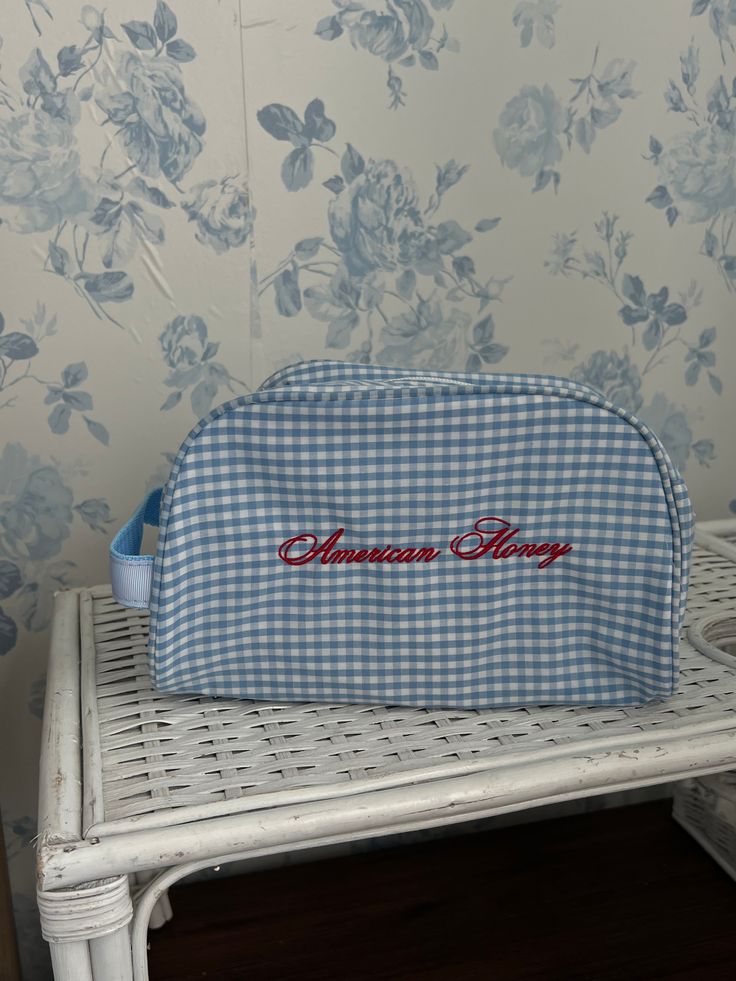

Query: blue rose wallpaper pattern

[0,2,735,977]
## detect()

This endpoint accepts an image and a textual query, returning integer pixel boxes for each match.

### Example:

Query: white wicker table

[37,522,736,981]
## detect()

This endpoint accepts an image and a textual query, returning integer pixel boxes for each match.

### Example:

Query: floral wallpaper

[0,2,734,977]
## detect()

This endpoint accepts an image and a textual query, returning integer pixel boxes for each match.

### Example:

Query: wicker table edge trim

[694,526,736,564]
[38,725,736,891]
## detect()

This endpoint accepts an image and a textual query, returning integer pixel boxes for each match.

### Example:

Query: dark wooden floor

[148,800,736,981]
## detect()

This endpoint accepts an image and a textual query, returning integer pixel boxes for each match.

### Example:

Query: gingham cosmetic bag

[110,360,694,709]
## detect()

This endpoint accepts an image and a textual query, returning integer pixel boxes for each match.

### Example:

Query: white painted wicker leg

[38,875,133,981]
[131,870,173,929]
[89,925,134,981]
[49,942,94,981]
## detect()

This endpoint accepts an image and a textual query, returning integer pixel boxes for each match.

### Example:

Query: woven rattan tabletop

[70,527,736,845]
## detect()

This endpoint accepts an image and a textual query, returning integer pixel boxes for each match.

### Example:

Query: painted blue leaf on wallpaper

[685,360,701,385]
[315,15,343,40]
[57,45,84,77]
[62,390,92,411]
[274,268,302,316]
[475,218,501,232]
[639,393,700,473]
[48,242,71,276]
[622,273,646,307]
[692,439,716,468]
[154,0,178,43]
[590,102,621,128]
[0,333,38,360]
[257,104,307,145]
[574,116,596,153]
[645,185,673,209]
[128,178,175,210]
[20,47,55,100]
[160,390,182,411]
[121,20,158,51]
[706,75,729,112]
[282,147,314,191]
[191,378,217,418]
[61,362,88,388]
[303,283,353,323]
[532,168,560,193]
[304,99,336,143]
[0,608,17,656]
[664,80,688,112]
[723,256,736,278]
[74,499,113,533]
[469,314,509,364]
[419,50,439,70]
[48,403,71,435]
[680,43,700,95]
[294,238,324,260]
[166,39,196,62]
[434,160,469,199]
[341,144,365,183]
[90,198,122,232]
[83,417,110,445]
[703,229,719,256]
[662,302,687,326]
[0,561,22,601]
[436,220,472,254]
[452,256,475,279]
[323,175,345,194]
[326,315,358,349]
[648,135,663,160]
[83,272,134,303]
[16,583,47,633]
[643,318,663,351]
[596,58,638,99]
[127,202,165,244]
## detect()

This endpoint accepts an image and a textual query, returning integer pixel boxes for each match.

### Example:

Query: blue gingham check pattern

[115,361,693,708]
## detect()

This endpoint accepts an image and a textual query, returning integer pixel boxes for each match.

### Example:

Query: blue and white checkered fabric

[133,360,693,708]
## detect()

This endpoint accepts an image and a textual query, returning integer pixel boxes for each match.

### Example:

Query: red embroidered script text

[449,517,573,569]
[278,517,572,569]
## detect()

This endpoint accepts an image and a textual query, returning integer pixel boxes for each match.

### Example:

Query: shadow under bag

[110,360,694,709]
